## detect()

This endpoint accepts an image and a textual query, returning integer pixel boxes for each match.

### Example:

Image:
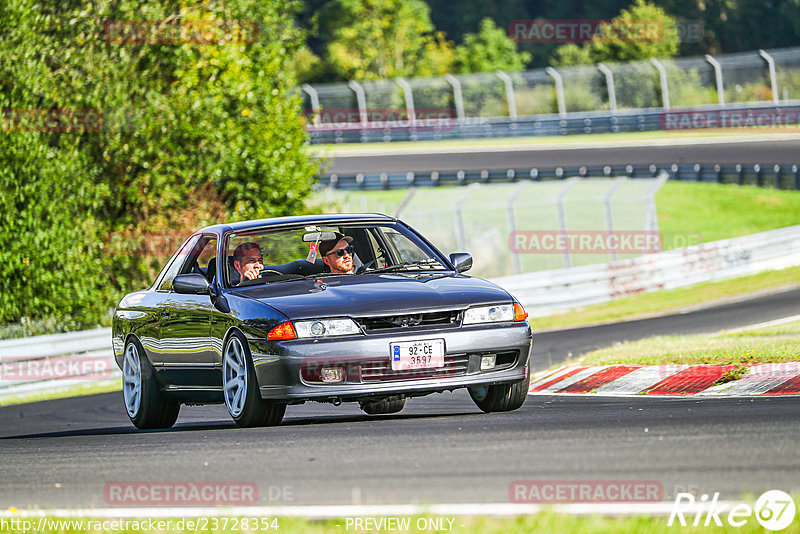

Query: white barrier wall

[491,225,800,317]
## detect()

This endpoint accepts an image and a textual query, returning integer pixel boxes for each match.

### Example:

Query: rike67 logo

[669,490,796,530]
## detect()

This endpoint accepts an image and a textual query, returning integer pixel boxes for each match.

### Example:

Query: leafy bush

[0,0,318,333]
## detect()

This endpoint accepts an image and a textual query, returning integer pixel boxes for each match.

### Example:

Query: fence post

[301,84,321,126]
[705,54,725,106]
[395,77,416,126]
[603,177,627,261]
[454,183,481,251]
[347,80,368,127]
[758,49,780,104]
[650,59,670,110]
[545,67,567,117]
[507,181,530,274]
[394,187,417,217]
[444,74,465,121]
[556,178,579,268]
[647,172,670,236]
[597,63,617,113]
[495,71,517,119]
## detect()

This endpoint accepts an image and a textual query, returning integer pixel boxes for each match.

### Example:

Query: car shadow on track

[0,410,483,440]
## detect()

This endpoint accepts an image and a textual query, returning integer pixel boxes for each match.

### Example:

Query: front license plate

[390,339,445,371]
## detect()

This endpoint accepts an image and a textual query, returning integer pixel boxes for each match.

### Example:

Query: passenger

[232,241,264,284]
[319,233,355,274]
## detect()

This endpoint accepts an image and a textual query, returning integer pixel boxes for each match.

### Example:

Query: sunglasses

[326,245,354,257]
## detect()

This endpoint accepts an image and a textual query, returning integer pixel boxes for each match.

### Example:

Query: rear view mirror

[449,253,473,273]
[302,231,337,243]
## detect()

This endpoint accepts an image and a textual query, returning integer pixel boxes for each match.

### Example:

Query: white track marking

[529,366,607,394]
[721,314,800,334]
[592,366,687,395]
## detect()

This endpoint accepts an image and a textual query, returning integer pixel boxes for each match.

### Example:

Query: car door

[158,235,218,382]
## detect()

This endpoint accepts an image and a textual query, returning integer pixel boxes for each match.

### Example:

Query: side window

[178,235,217,277]
[194,237,217,280]
[156,235,201,292]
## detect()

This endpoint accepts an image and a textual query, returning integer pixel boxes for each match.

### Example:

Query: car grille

[361,353,469,382]
[355,310,461,332]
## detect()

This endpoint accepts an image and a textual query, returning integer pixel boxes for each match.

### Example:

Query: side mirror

[173,273,211,295]
[449,253,473,273]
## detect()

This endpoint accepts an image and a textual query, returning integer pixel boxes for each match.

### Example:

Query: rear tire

[223,331,285,427]
[122,338,180,429]
[468,368,529,413]
[360,396,407,415]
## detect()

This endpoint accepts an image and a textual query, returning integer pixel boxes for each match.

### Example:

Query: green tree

[552,0,680,66]
[589,0,680,63]
[453,18,531,73]
[0,0,319,329]
[320,0,453,80]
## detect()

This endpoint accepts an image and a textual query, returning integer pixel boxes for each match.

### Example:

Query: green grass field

[533,265,800,330]
[580,319,800,367]
[312,181,800,251]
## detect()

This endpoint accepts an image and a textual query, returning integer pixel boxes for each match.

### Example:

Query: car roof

[196,213,397,235]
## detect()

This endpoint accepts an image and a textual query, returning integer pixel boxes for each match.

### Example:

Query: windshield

[224,222,448,287]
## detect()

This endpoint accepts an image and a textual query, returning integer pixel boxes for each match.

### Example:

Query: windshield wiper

[368,258,444,274]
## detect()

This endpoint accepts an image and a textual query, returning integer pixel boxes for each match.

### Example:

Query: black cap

[318,232,353,256]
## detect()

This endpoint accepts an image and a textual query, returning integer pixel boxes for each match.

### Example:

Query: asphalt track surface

[1,287,799,509]
[322,137,800,174]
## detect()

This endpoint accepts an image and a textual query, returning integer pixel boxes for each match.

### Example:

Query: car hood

[235,273,512,320]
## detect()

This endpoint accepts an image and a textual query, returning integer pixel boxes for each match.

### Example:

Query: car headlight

[462,304,515,325]
[294,318,361,338]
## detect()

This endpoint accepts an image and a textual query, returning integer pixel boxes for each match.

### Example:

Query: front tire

[468,368,529,413]
[223,331,285,427]
[122,338,180,429]
[360,396,406,415]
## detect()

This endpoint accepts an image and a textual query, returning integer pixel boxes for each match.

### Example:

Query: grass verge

[533,265,800,331]
[579,320,800,367]
[5,511,799,533]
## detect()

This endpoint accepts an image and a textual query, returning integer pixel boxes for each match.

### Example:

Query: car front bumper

[247,322,533,402]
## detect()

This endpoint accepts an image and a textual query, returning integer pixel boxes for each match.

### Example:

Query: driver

[319,233,355,274]
[232,241,264,284]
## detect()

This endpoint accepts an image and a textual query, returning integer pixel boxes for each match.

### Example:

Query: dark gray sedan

[113,214,533,429]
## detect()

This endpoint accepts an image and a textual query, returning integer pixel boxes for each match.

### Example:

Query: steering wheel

[356,259,377,274]
[259,269,284,276]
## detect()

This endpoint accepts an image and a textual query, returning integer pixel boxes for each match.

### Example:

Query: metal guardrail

[309,102,800,144]
[0,328,118,401]
[321,162,800,190]
[303,47,800,144]
[491,225,800,317]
